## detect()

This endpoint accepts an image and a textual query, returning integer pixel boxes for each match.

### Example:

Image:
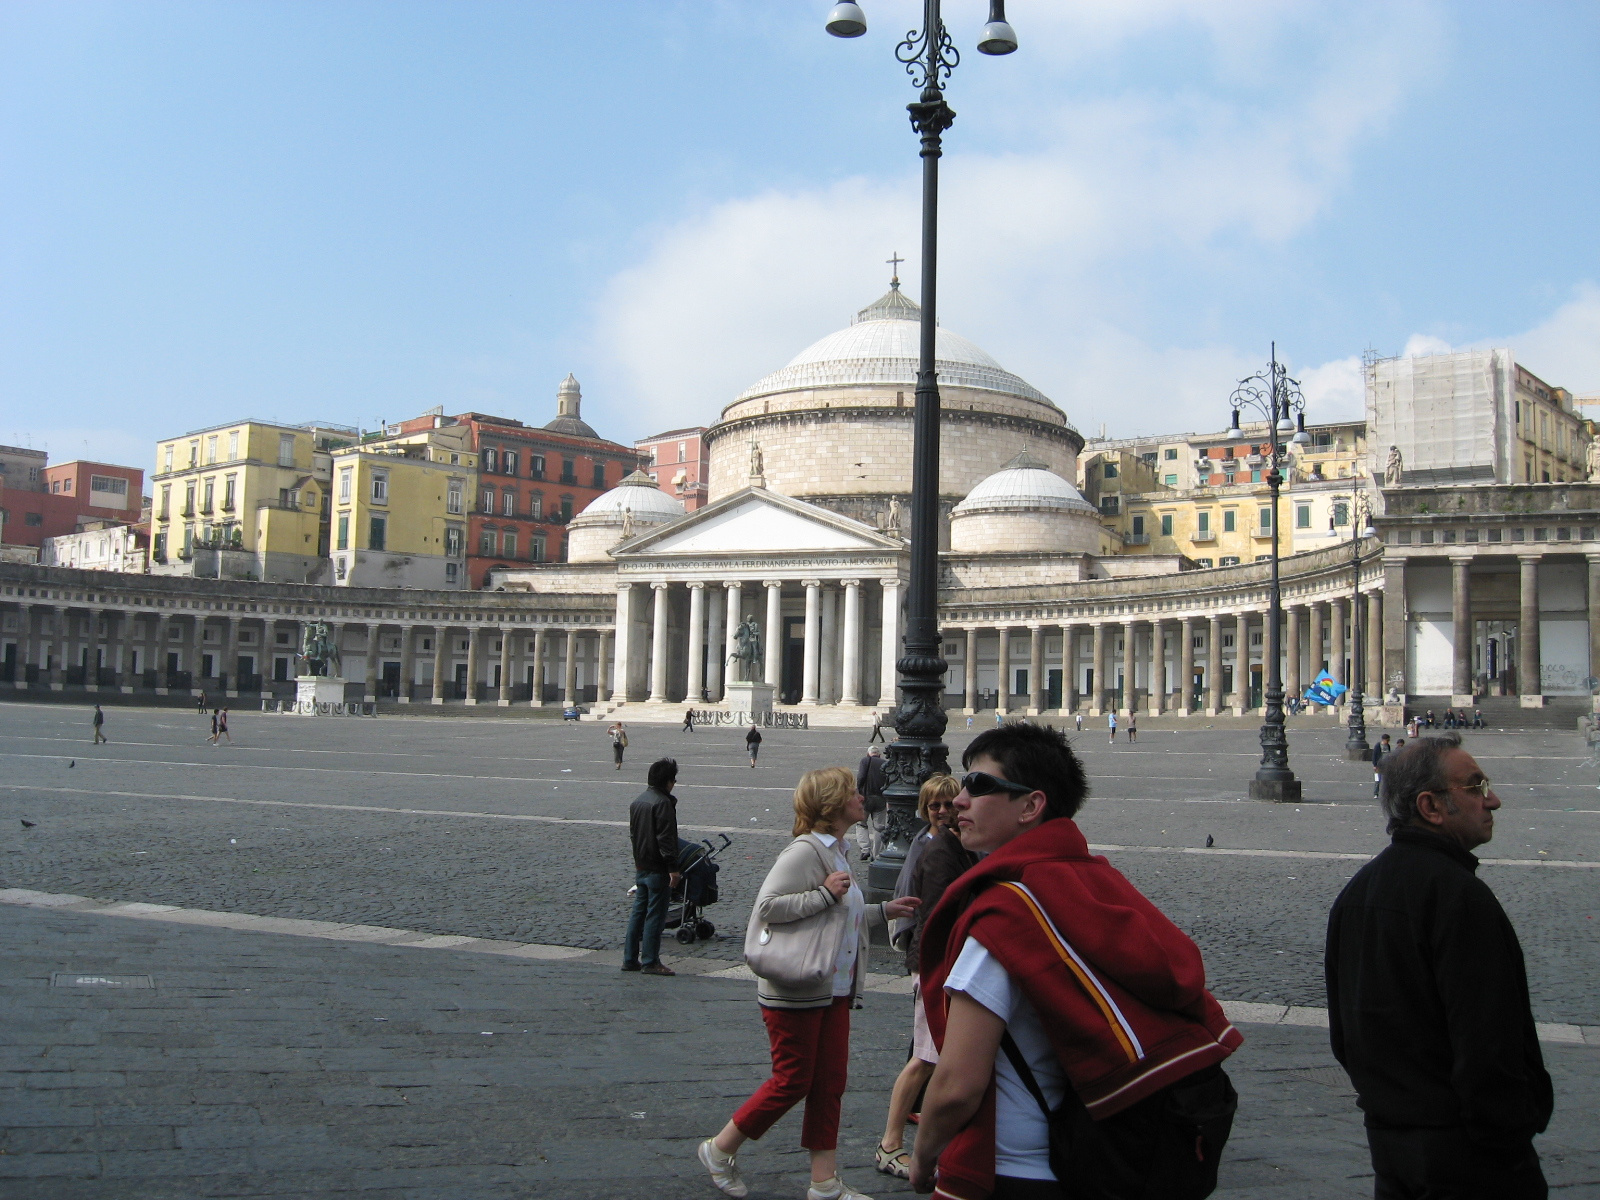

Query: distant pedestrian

[1327,733,1552,1199]
[994,710,1004,728]
[965,715,973,730]
[1370,733,1392,798]
[746,723,762,768]
[609,721,628,770]
[854,746,887,862]
[208,708,220,745]
[1474,707,1484,728]
[196,694,206,716]
[1425,708,1436,728]
[216,707,231,745]
[91,704,107,744]
[684,707,696,734]
[1108,711,1118,743]
[868,714,885,743]
[1074,711,1083,732]
[623,757,681,978]
[1126,712,1138,742]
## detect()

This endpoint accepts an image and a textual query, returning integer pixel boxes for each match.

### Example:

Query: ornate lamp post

[1344,492,1378,760]
[1229,344,1310,803]
[827,1,1017,895]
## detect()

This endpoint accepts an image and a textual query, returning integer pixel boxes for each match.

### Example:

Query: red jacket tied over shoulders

[920,818,1242,1200]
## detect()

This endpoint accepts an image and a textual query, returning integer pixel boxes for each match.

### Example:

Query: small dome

[574,470,686,521]
[952,451,1097,515]
[544,372,600,439]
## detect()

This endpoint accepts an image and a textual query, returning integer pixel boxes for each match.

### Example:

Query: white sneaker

[807,1176,874,1200]
[698,1138,748,1199]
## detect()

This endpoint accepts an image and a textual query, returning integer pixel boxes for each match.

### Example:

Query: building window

[1131,515,1145,535]
[278,434,295,467]
[202,480,214,513]
[480,530,496,555]
[445,562,458,583]
[1254,554,1271,562]
[533,535,546,562]
[1195,557,1213,568]
[560,496,573,521]
[1197,511,1210,533]
[1160,514,1173,536]
[1164,448,1178,460]
[447,484,463,514]
[228,431,239,460]
[481,488,494,511]
[159,484,171,519]
[1098,496,1120,515]
[561,458,577,484]
[163,445,174,472]
[90,475,128,498]
[530,455,545,480]
[1259,506,1271,531]
[502,491,516,517]
[593,463,606,489]
[184,483,196,515]
[1164,474,1178,486]
[153,531,167,561]
[529,493,543,519]
[503,531,517,557]
[1332,501,1349,527]
[503,451,518,476]
[369,516,387,551]
[1220,555,1240,566]
[223,476,236,510]
[484,448,498,473]
[339,469,352,501]
[1103,462,1118,479]
[371,472,388,503]
[1223,510,1236,532]
[206,435,218,464]
[336,515,349,550]
[1296,505,1310,529]
[444,527,463,557]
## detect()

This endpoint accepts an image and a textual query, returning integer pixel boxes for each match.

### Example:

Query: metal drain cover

[51,973,154,989]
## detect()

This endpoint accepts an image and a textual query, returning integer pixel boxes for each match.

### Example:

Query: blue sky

[2,1,1597,471]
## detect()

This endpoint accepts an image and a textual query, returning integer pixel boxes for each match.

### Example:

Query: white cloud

[1297,355,1364,422]
[586,1,1445,442]
[1513,284,1600,393]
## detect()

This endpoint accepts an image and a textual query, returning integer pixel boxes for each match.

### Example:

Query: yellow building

[329,426,475,589]
[149,420,355,582]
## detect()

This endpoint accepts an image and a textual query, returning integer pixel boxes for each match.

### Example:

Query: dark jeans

[1368,1127,1546,1200]
[624,870,670,967]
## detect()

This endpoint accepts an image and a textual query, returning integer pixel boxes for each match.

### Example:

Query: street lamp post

[1344,493,1378,760]
[827,1,1017,895]
[1229,344,1310,804]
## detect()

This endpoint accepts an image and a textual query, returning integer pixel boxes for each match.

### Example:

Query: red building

[635,425,710,511]
[0,458,144,550]
[396,376,642,588]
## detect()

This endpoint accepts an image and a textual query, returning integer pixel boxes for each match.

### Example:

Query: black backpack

[1000,1035,1237,1200]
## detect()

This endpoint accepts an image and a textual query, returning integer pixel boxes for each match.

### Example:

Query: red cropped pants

[732,996,851,1150]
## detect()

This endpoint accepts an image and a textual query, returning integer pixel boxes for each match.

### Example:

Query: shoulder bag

[999,1034,1236,1200]
[743,837,846,990]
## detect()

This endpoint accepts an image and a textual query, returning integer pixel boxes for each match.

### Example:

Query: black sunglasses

[960,770,1036,799]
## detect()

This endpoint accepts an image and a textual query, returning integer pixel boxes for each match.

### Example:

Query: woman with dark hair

[698,766,920,1200]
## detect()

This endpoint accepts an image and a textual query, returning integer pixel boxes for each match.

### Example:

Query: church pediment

[615,488,900,557]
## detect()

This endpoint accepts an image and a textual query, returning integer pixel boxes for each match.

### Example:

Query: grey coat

[749,832,887,1010]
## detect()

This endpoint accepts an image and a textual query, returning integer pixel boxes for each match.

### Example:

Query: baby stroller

[668,833,730,944]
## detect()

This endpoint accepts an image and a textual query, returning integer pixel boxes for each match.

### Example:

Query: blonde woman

[698,767,920,1200]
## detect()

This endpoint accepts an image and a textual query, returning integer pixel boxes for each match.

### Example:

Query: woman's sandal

[875,1143,911,1179]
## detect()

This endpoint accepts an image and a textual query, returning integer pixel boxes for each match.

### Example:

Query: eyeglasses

[926,799,955,811]
[1451,778,1493,799]
[959,770,1036,799]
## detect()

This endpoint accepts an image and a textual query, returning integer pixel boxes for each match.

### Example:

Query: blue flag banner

[1303,670,1348,707]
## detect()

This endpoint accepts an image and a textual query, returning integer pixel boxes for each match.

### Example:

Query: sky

[2,0,1597,473]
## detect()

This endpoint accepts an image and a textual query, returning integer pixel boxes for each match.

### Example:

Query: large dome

[952,451,1097,516]
[576,470,686,520]
[735,285,1052,404]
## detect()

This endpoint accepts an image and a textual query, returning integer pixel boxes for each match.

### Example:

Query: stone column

[996,627,1012,715]
[840,579,863,706]
[963,627,979,714]
[1519,555,1543,704]
[358,623,377,703]
[1178,617,1194,716]
[1286,605,1303,704]
[49,606,67,689]
[878,577,901,708]
[563,630,579,707]
[764,581,783,689]
[801,579,821,705]
[648,583,671,703]
[1232,613,1249,714]
[1027,625,1045,715]
[1308,601,1326,711]
[398,624,416,702]
[1149,621,1166,716]
[497,628,514,705]
[431,625,449,704]
[1366,591,1384,699]
[1089,623,1107,715]
[597,630,613,702]
[153,614,171,694]
[685,582,706,703]
[721,582,742,699]
[1120,620,1137,715]
[1206,614,1223,715]
[463,626,483,705]
[523,628,542,704]
[220,616,239,697]
[705,585,724,701]
[1449,557,1473,704]
[1330,599,1347,697]
[819,584,838,705]
[1062,625,1078,714]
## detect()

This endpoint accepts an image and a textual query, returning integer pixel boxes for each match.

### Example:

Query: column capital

[879,576,902,589]
[616,582,635,594]
[650,581,671,591]
[722,580,743,589]
[840,578,861,588]
[685,581,705,591]
[1449,555,1475,566]
[763,579,784,590]
[801,578,822,589]
[1518,553,1543,564]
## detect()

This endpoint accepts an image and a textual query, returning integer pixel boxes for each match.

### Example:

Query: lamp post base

[1250,778,1303,803]
[1345,745,1372,762]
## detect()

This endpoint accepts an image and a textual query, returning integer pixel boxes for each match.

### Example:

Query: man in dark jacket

[1327,732,1552,1199]
[624,757,682,977]
[854,746,888,861]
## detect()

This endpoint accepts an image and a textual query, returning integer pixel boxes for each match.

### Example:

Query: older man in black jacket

[624,757,682,977]
[1327,732,1552,1199]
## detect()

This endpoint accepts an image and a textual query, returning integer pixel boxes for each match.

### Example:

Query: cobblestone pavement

[4,902,1598,1199]
[2,702,1596,1021]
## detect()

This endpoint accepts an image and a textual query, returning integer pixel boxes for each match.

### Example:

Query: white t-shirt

[814,833,863,996]
[944,935,1067,1181]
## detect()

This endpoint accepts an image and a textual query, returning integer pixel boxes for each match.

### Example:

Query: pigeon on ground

[1205,834,1214,848]
[21,819,36,829]
[68,760,74,768]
